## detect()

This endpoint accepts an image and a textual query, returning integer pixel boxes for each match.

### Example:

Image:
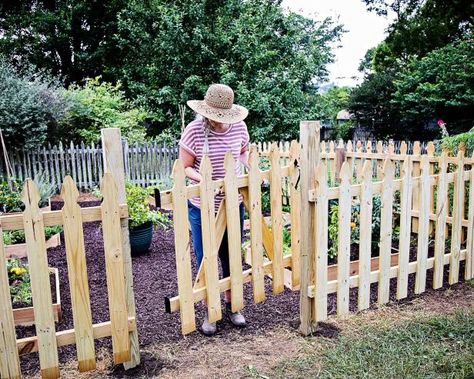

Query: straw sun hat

[187,84,248,124]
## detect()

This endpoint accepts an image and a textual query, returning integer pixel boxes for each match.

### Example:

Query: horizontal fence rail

[0,141,178,190]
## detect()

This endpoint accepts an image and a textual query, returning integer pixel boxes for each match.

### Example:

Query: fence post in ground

[299,120,320,335]
[101,128,140,369]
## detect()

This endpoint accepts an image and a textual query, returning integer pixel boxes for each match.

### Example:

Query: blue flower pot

[129,221,153,255]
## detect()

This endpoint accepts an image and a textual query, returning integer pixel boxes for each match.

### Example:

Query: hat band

[204,98,233,110]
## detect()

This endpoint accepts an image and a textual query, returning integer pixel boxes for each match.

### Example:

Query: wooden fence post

[299,121,320,335]
[101,128,140,369]
[335,143,346,184]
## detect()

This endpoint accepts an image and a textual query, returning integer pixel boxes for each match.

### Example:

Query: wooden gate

[0,129,139,379]
[161,142,301,334]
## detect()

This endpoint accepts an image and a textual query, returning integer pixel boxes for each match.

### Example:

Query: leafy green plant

[3,225,63,245]
[126,183,170,229]
[33,172,55,207]
[0,179,23,212]
[6,258,32,304]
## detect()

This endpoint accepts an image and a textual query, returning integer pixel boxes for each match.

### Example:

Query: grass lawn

[267,310,474,379]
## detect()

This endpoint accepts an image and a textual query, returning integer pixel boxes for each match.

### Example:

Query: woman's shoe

[226,303,246,327]
[201,312,217,336]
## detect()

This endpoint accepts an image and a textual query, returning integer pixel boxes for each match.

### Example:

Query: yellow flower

[351,222,357,229]
[18,268,27,275]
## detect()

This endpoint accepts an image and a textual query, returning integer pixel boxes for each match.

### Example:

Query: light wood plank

[22,180,60,379]
[314,163,329,321]
[289,140,301,288]
[171,161,196,334]
[100,173,131,364]
[466,166,474,279]
[269,143,284,294]
[358,161,373,310]
[397,158,412,299]
[449,152,464,284]
[224,153,244,311]
[433,153,448,288]
[415,156,430,294]
[61,176,96,372]
[299,121,320,335]
[199,156,222,323]
[378,159,394,304]
[247,146,266,303]
[337,162,351,316]
[411,142,421,232]
[0,224,22,379]
[101,128,140,369]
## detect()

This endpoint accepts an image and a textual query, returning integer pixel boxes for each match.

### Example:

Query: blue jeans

[188,201,245,278]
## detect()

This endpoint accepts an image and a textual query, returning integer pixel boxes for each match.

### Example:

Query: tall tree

[0,1,126,84]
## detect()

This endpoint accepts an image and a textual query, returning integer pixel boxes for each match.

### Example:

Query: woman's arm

[179,147,202,183]
[239,148,249,170]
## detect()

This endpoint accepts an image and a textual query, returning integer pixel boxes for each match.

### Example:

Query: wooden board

[61,176,96,372]
[22,179,60,379]
[449,152,464,284]
[289,140,301,288]
[415,156,430,294]
[4,232,61,258]
[100,173,131,364]
[433,153,448,288]
[0,224,22,379]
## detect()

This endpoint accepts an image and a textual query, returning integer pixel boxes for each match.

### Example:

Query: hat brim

[187,100,248,124]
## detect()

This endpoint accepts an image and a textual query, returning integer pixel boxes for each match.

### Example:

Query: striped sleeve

[241,121,250,152]
[179,123,196,157]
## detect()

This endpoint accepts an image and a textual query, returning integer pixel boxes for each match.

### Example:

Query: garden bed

[12,267,62,326]
[5,232,61,258]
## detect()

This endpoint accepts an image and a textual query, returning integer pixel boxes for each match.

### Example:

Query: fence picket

[412,142,421,232]
[100,173,131,364]
[466,160,474,280]
[247,146,266,303]
[449,152,465,284]
[358,161,373,310]
[269,143,284,294]
[415,156,431,294]
[22,179,60,378]
[199,156,222,323]
[224,153,244,311]
[61,176,96,371]
[171,161,196,334]
[433,153,448,288]
[337,162,351,316]
[314,163,329,321]
[378,159,394,304]
[289,140,301,288]
[0,225,22,379]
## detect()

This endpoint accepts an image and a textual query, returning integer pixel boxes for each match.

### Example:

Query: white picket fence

[0,141,178,190]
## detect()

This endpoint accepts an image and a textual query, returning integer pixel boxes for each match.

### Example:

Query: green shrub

[62,77,151,144]
[0,57,70,149]
[441,127,474,156]
[126,183,170,229]
[3,225,63,245]
[0,179,23,212]
[7,258,32,304]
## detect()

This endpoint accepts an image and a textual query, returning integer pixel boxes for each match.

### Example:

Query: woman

[179,83,250,335]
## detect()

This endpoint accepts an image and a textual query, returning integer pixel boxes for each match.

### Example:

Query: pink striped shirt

[179,118,250,209]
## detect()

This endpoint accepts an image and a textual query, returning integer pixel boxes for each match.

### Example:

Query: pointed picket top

[269,142,280,162]
[413,141,421,155]
[366,141,372,153]
[171,159,186,183]
[21,178,41,211]
[337,139,344,149]
[320,141,327,153]
[426,142,435,156]
[401,155,412,178]
[224,151,236,174]
[249,144,260,170]
[60,176,80,209]
[388,141,395,155]
[382,159,395,181]
[356,140,362,152]
[199,155,213,177]
[289,140,300,162]
[315,161,328,186]
[346,140,353,152]
[400,141,408,155]
[339,161,351,185]
[361,160,372,182]
[329,140,335,154]
[458,142,466,153]
[376,141,383,154]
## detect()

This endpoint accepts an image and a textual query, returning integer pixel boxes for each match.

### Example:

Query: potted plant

[126,183,169,255]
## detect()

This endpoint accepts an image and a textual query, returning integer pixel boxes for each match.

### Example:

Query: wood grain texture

[433,153,448,288]
[289,140,301,288]
[449,152,464,284]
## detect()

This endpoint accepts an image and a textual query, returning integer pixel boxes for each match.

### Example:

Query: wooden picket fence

[163,121,473,336]
[0,129,140,379]
[0,141,178,190]
[160,142,301,334]
[299,122,474,333]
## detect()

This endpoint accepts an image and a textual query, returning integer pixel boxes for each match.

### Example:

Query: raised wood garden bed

[5,232,61,258]
[12,267,62,327]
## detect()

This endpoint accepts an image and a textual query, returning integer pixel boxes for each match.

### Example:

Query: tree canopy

[0,0,343,143]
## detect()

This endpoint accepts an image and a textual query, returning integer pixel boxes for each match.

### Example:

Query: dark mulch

[16,200,467,377]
